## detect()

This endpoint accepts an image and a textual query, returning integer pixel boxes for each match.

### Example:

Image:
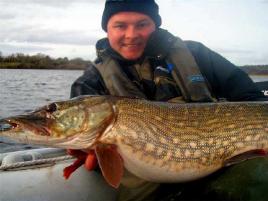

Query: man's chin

[121,52,142,61]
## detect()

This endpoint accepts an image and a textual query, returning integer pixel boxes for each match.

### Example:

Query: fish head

[0,95,116,149]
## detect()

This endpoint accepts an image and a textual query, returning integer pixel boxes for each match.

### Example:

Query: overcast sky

[0,0,267,65]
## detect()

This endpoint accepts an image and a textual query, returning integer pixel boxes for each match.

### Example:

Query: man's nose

[125,26,139,39]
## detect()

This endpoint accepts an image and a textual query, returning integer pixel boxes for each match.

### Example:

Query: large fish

[0,95,267,188]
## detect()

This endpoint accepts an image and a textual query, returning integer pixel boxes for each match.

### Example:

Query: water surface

[0,69,83,118]
[0,69,83,153]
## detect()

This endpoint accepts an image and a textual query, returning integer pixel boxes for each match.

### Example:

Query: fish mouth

[0,117,51,136]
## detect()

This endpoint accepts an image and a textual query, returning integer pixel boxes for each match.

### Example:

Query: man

[71,0,265,102]
[71,0,267,200]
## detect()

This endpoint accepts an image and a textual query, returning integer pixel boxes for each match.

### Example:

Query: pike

[0,95,268,188]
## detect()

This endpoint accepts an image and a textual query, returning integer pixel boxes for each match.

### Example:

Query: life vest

[95,37,215,103]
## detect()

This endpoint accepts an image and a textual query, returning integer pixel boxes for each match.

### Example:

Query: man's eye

[137,22,149,29]
[114,25,125,29]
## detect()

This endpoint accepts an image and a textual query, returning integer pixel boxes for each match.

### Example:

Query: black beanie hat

[101,0,162,32]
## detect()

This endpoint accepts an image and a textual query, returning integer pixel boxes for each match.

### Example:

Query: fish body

[0,95,268,187]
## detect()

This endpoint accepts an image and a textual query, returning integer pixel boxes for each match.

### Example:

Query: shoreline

[1,67,268,75]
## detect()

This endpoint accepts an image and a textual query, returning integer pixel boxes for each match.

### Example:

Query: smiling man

[107,12,156,60]
[71,0,265,102]
[70,0,267,201]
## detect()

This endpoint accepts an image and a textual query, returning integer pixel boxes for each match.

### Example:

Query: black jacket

[71,39,266,101]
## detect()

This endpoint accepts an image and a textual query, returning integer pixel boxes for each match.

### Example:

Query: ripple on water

[0,69,82,117]
[1,69,83,152]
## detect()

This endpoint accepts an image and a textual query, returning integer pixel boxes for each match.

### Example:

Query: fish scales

[98,99,268,181]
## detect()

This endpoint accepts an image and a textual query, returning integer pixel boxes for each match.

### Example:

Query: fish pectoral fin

[95,144,124,188]
[224,149,268,167]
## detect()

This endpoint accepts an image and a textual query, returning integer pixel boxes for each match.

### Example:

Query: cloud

[0,27,99,46]
[0,0,105,60]
[27,30,99,46]
[0,43,52,55]
[0,0,104,47]
[214,47,254,55]
[213,47,268,65]
[0,0,102,8]
[0,0,267,64]
[0,13,15,20]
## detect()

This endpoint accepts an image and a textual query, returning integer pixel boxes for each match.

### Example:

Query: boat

[0,81,267,201]
[0,148,118,201]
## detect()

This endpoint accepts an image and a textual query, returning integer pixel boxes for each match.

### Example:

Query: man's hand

[144,28,177,59]
[63,149,98,179]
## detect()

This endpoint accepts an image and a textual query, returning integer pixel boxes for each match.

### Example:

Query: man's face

[107,12,156,60]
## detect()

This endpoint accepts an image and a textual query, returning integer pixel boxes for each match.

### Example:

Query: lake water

[0,69,83,119]
[0,69,267,153]
[0,69,83,153]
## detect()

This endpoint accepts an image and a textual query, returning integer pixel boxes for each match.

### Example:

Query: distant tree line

[0,51,267,74]
[0,51,89,70]
[239,65,268,75]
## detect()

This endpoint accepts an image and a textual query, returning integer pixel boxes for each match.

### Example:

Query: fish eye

[46,103,58,113]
